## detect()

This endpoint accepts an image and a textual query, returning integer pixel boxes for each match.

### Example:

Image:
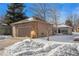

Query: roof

[53,24,72,28]
[57,25,72,28]
[11,17,52,25]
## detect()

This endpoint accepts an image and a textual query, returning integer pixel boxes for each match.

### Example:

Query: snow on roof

[11,17,51,25]
[57,25,71,28]
[54,24,72,28]
[11,17,37,25]
[27,17,34,21]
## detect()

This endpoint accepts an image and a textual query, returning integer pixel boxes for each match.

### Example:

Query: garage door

[17,27,31,37]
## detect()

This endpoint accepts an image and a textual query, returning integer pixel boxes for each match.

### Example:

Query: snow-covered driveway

[33,35,77,43]
[49,35,75,42]
[49,32,79,42]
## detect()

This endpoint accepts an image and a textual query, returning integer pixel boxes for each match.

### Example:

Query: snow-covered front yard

[3,32,79,56]
[4,38,79,56]
[0,32,79,56]
[4,39,62,56]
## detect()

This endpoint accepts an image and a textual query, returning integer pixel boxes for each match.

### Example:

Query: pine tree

[4,3,28,25]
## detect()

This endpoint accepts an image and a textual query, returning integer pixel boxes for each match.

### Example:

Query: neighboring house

[0,23,11,35]
[11,17,53,37]
[54,25,72,34]
[76,25,79,32]
[57,25,72,34]
[76,27,79,32]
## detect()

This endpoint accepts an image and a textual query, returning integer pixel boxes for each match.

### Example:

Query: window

[61,29,68,34]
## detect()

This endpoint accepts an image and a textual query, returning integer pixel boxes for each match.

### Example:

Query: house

[11,17,53,38]
[76,25,79,32]
[73,24,79,32]
[0,23,11,35]
[57,25,72,34]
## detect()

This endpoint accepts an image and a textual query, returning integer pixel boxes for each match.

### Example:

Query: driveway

[0,37,29,55]
[49,35,75,42]
[0,37,28,49]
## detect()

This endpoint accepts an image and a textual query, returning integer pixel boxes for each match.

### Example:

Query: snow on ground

[4,39,45,56]
[72,32,79,35]
[48,44,79,56]
[4,38,79,56]
[4,38,62,56]
[34,35,76,43]
[3,33,79,56]
[49,35,74,42]
[0,35,12,40]
[3,36,78,56]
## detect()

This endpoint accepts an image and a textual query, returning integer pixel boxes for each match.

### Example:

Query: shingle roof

[11,17,51,25]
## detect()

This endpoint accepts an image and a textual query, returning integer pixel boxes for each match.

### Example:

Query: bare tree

[29,3,59,34]
[73,15,79,31]
[29,4,55,20]
[66,13,79,32]
[49,8,59,34]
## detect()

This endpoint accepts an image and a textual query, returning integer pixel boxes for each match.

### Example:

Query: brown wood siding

[12,20,53,37]
[12,21,38,37]
[37,21,53,37]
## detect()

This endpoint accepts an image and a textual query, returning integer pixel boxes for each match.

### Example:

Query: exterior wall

[58,27,72,34]
[6,25,12,35]
[12,20,53,37]
[12,21,38,37]
[76,27,79,32]
[68,28,72,34]
[37,21,53,37]
[0,25,11,35]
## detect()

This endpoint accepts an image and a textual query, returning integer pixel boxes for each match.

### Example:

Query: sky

[0,3,79,23]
